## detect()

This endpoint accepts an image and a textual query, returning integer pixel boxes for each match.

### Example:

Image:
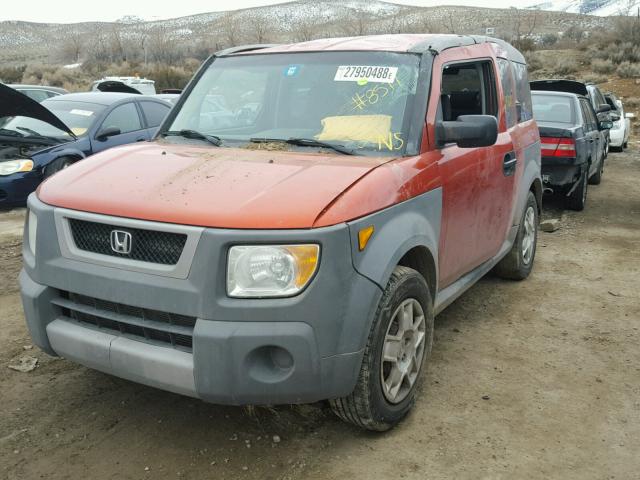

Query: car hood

[530,80,588,96]
[0,83,75,137]
[37,142,394,229]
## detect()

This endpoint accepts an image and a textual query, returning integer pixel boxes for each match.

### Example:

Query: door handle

[136,138,146,142]
[503,152,517,177]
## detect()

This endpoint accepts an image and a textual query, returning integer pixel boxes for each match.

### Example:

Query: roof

[9,84,68,94]
[45,92,140,105]
[222,34,526,64]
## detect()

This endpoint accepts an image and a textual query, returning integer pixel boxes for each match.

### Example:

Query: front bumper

[20,195,382,404]
[0,171,41,209]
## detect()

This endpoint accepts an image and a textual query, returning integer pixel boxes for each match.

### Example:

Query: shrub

[525,52,543,72]
[583,73,609,84]
[554,58,579,75]
[540,33,559,47]
[591,59,615,74]
[617,62,640,78]
[0,65,26,83]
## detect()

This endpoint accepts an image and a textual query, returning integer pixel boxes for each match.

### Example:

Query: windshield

[532,94,575,124]
[0,100,105,139]
[166,51,421,156]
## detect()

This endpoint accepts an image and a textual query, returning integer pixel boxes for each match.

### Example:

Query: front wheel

[330,266,434,431]
[44,157,74,178]
[494,191,538,280]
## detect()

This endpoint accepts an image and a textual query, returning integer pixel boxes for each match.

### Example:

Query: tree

[248,15,272,44]
[221,12,242,47]
[294,20,316,42]
[61,30,84,63]
[505,7,538,50]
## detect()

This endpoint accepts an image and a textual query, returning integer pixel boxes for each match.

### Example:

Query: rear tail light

[540,137,576,157]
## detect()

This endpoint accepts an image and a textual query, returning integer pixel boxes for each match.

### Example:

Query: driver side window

[101,103,142,135]
[439,61,498,122]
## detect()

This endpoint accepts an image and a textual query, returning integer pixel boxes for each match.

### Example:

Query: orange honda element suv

[21,35,541,431]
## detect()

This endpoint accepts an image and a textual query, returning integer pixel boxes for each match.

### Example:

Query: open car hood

[94,80,141,94]
[0,83,75,137]
[530,80,588,96]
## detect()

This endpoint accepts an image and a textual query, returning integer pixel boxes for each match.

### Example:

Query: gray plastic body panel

[47,318,197,397]
[21,193,381,403]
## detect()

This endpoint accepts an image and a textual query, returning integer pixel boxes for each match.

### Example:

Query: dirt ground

[1,145,639,480]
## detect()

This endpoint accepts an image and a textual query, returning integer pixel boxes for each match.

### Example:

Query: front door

[434,56,514,288]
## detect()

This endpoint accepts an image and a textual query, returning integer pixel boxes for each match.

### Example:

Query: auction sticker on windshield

[69,109,94,117]
[334,66,398,84]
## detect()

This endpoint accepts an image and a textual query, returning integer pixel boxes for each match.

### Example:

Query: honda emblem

[110,230,132,255]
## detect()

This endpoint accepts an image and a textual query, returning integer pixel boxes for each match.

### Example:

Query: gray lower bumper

[47,318,198,397]
[21,269,365,404]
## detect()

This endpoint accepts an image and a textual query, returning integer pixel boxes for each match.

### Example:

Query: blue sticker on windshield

[284,65,300,77]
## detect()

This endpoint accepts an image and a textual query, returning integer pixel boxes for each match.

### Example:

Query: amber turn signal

[358,225,375,251]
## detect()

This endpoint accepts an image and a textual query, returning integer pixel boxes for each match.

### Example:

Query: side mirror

[599,120,613,130]
[597,104,612,114]
[96,126,121,141]
[437,115,498,148]
[625,112,635,119]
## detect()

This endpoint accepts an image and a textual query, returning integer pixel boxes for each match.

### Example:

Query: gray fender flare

[346,188,442,348]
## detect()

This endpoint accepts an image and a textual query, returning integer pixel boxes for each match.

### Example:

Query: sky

[1,0,533,24]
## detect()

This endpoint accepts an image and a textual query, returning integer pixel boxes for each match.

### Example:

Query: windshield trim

[155,50,431,158]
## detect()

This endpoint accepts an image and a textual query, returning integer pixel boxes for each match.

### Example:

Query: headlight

[0,159,34,176]
[227,244,320,298]
[28,210,37,257]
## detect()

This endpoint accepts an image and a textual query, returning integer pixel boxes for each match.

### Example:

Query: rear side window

[101,102,142,134]
[440,61,498,121]
[532,94,575,124]
[497,59,517,128]
[140,101,170,128]
[579,99,597,131]
[511,61,533,123]
[21,89,49,102]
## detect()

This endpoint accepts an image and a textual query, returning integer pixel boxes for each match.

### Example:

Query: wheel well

[530,179,543,215]
[397,246,437,301]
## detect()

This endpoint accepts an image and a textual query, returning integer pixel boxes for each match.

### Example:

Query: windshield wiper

[249,137,354,155]
[16,126,64,142]
[162,129,222,146]
[0,128,24,137]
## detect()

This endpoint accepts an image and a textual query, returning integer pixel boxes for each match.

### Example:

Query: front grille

[53,291,196,351]
[68,218,187,265]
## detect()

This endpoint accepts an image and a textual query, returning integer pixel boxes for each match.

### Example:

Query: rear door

[139,100,171,137]
[92,101,148,154]
[579,98,600,175]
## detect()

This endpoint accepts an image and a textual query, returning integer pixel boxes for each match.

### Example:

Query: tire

[44,156,74,178]
[623,141,628,150]
[567,167,588,211]
[494,191,538,281]
[589,157,603,185]
[330,266,434,431]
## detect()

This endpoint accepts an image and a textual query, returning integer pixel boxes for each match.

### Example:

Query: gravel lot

[1,145,639,480]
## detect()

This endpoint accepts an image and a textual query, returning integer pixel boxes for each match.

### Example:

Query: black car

[531,90,612,211]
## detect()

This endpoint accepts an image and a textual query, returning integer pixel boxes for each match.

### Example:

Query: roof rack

[215,44,280,57]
